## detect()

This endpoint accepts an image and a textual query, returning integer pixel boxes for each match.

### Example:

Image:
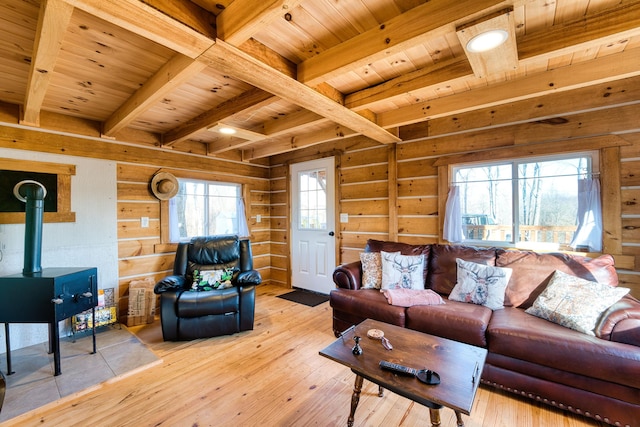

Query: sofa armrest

[333,261,363,290]
[154,275,186,294]
[596,295,640,346]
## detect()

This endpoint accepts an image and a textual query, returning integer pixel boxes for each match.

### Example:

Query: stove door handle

[51,297,63,305]
[80,291,92,298]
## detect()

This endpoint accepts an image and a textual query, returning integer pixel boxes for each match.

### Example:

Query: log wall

[116,162,270,318]
[271,106,640,299]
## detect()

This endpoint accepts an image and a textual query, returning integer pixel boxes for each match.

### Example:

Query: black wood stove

[0,181,98,376]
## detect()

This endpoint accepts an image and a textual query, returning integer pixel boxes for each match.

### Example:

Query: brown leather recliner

[154,235,261,341]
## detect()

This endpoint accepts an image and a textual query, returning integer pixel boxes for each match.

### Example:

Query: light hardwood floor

[3,284,604,427]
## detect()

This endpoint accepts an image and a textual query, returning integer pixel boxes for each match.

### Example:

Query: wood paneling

[112,151,273,321]
[271,99,640,299]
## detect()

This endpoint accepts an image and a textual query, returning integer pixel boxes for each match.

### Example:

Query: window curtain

[570,177,602,252]
[443,185,464,243]
[168,197,181,242]
[237,196,250,238]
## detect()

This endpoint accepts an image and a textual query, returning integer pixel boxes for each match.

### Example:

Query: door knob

[329,231,335,236]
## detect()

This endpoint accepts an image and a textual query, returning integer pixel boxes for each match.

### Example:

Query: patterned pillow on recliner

[190,268,234,291]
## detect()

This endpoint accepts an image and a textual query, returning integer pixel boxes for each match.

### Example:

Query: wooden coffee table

[319,319,487,427]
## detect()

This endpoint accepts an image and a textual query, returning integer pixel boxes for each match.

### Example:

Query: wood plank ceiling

[1,0,640,162]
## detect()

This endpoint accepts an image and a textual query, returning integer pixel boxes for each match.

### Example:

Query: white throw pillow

[525,270,629,335]
[380,251,425,290]
[449,258,512,310]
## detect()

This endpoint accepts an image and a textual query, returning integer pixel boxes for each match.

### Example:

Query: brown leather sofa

[331,239,640,427]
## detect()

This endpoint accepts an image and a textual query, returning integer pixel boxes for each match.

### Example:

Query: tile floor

[0,325,160,422]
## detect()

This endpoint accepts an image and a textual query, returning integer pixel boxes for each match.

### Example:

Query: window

[449,152,600,251]
[298,168,327,230]
[168,179,248,242]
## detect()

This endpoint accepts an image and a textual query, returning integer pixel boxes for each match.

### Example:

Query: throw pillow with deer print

[380,251,425,290]
[449,258,513,310]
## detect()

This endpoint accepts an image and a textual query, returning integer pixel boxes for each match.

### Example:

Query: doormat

[277,289,330,307]
[0,325,161,422]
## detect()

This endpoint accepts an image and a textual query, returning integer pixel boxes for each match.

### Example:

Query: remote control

[379,360,417,376]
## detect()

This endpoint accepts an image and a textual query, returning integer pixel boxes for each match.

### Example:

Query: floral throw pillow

[525,270,629,335]
[380,251,425,290]
[191,269,234,292]
[360,252,383,289]
[449,258,512,310]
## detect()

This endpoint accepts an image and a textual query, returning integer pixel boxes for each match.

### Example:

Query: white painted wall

[0,148,118,353]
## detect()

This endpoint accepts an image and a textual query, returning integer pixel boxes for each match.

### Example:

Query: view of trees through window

[453,154,594,249]
[171,179,242,240]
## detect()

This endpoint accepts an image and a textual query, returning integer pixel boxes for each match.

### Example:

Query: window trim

[157,174,250,252]
[435,136,626,255]
[450,151,598,250]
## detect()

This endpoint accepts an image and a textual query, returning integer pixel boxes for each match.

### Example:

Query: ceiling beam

[63,0,215,58]
[102,54,207,137]
[399,76,640,141]
[239,0,640,145]
[263,110,327,136]
[237,0,640,155]
[200,39,400,144]
[253,52,640,160]
[378,47,640,128]
[163,88,274,146]
[21,0,74,127]
[243,123,358,160]
[517,0,640,60]
[160,39,298,145]
[207,128,266,154]
[216,0,304,46]
[297,0,505,86]
[347,0,640,110]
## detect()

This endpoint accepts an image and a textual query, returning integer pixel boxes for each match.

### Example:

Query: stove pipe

[15,181,45,276]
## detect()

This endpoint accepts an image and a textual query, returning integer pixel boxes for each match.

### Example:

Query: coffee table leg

[348,374,364,427]
[378,385,384,397]
[428,408,441,426]
[455,410,464,426]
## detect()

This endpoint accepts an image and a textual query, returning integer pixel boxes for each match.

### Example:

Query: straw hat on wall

[150,171,179,200]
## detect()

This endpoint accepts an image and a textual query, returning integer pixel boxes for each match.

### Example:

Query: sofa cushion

[405,299,492,347]
[496,250,618,308]
[381,251,425,289]
[176,287,239,317]
[427,244,497,295]
[525,270,629,335]
[329,288,406,327]
[449,258,512,310]
[487,307,640,389]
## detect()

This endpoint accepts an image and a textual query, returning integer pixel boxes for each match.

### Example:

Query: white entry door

[290,157,336,295]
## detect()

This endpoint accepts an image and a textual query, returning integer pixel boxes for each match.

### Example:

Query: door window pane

[298,168,327,230]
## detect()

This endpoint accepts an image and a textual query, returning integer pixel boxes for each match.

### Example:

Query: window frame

[169,178,244,243]
[450,151,599,249]
[158,175,250,251]
[434,137,625,256]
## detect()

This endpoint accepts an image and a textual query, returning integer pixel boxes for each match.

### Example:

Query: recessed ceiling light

[466,29,509,53]
[218,127,236,135]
